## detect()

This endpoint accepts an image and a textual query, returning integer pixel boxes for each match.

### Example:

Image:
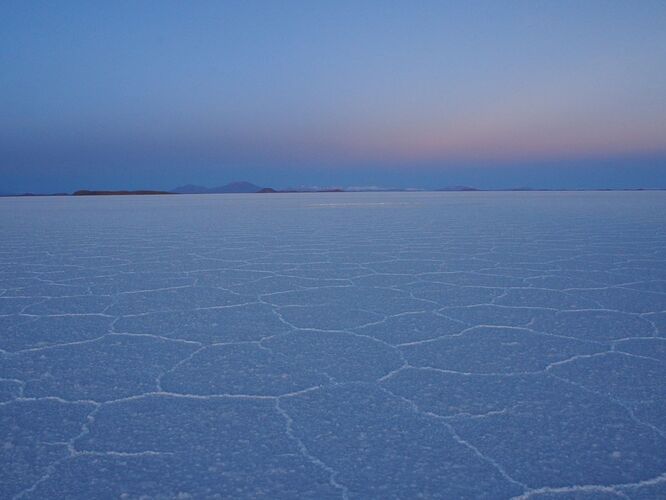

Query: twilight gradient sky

[2,1,666,192]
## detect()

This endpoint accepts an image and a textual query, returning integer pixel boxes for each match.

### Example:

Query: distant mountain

[435,186,479,192]
[0,192,69,197]
[7,184,660,198]
[213,181,263,193]
[276,187,344,193]
[345,186,400,192]
[172,181,262,194]
[73,190,172,196]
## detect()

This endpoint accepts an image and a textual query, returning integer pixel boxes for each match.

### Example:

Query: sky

[1,0,666,193]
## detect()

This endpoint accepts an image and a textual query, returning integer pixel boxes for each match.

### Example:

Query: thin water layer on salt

[1,191,665,499]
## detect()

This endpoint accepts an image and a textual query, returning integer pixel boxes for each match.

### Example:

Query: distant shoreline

[2,187,665,197]
[72,190,174,196]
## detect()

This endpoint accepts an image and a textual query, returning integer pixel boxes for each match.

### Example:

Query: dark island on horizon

[73,189,174,196]
[1,181,664,197]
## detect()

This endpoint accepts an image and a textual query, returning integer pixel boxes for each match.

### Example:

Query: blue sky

[1,1,665,192]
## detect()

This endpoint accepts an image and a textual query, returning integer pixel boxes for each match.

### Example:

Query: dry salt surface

[1,191,665,499]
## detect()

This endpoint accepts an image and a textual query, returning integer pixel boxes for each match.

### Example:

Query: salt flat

[1,191,665,499]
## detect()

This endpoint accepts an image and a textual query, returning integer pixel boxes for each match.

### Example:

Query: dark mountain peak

[73,190,172,196]
[172,181,262,194]
[212,181,262,193]
[436,186,479,192]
